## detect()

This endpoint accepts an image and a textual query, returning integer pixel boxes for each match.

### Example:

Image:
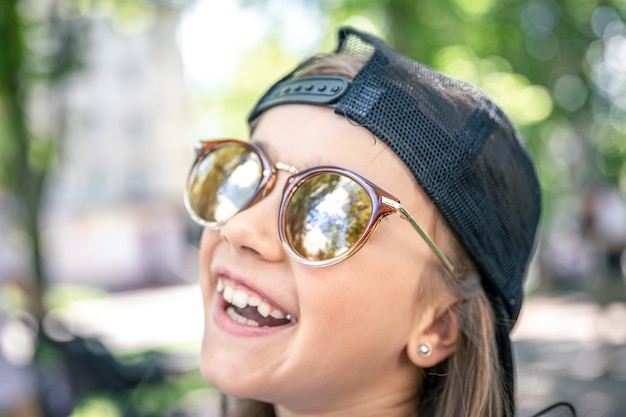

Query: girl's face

[198,105,450,415]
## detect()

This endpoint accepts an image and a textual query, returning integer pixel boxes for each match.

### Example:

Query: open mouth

[217,279,293,328]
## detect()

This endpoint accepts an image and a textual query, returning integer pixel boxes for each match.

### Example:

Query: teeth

[223,286,234,303]
[232,289,249,309]
[257,302,271,318]
[218,280,291,323]
[270,309,285,319]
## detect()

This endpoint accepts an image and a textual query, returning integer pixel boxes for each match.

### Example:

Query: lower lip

[212,296,293,337]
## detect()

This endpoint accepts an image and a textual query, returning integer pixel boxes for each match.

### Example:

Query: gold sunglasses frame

[185,139,455,274]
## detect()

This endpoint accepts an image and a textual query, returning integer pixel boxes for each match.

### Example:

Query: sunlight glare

[178,0,269,89]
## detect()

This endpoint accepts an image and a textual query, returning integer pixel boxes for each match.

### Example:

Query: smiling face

[198,105,455,415]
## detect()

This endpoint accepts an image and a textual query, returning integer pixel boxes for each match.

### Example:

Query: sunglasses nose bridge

[258,161,297,200]
[274,161,299,175]
[257,161,298,199]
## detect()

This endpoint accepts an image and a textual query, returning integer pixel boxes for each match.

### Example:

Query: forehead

[251,105,391,177]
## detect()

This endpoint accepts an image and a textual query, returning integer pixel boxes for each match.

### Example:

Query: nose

[218,173,288,262]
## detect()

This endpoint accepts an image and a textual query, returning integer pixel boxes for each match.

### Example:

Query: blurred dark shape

[581,184,626,303]
[540,183,626,300]
[582,185,626,273]
[36,317,165,417]
[531,402,577,417]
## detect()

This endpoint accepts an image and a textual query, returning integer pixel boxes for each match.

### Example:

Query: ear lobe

[406,307,459,368]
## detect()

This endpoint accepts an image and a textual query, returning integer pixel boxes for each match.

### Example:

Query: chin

[199,341,262,401]
[200,359,244,398]
[200,370,272,404]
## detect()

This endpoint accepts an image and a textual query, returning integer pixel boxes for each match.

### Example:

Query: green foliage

[229,0,626,222]
[0,0,26,192]
[68,368,212,417]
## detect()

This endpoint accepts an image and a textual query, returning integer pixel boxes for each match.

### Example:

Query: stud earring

[418,342,432,358]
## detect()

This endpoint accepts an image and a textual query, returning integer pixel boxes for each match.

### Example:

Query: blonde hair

[222,53,510,417]
[418,232,509,417]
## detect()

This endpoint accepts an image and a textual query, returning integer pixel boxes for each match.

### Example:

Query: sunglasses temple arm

[382,197,456,275]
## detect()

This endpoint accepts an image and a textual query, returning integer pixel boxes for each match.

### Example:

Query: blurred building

[42,8,197,291]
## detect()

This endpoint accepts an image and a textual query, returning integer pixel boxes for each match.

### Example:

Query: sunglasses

[184,139,455,273]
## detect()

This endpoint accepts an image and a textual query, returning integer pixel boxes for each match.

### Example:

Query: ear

[406,306,459,368]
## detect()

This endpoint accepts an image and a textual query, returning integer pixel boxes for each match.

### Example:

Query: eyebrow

[251,138,330,171]
[250,139,270,154]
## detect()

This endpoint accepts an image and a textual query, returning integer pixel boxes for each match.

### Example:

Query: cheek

[323,225,433,334]
[276,261,423,398]
[199,229,220,304]
[199,227,219,257]
[296,249,425,358]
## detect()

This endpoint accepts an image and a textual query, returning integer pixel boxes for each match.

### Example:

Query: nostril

[242,245,262,256]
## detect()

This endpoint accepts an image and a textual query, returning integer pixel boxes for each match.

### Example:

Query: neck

[274,389,419,417]
[266,355,422,417]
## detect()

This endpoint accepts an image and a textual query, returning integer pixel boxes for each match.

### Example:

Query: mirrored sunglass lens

[285,173,373,261]
[187,144,263,225]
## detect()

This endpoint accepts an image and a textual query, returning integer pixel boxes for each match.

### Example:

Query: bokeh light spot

[452,0,495,17]
[554,74,588,111]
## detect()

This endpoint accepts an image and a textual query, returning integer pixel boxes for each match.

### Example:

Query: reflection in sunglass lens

[285,173,373,261]
[188,144,263,225]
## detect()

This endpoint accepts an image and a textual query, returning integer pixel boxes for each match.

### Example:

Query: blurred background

[1,0,625,416]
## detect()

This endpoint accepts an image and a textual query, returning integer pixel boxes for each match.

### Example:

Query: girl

[185,27,541,417]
